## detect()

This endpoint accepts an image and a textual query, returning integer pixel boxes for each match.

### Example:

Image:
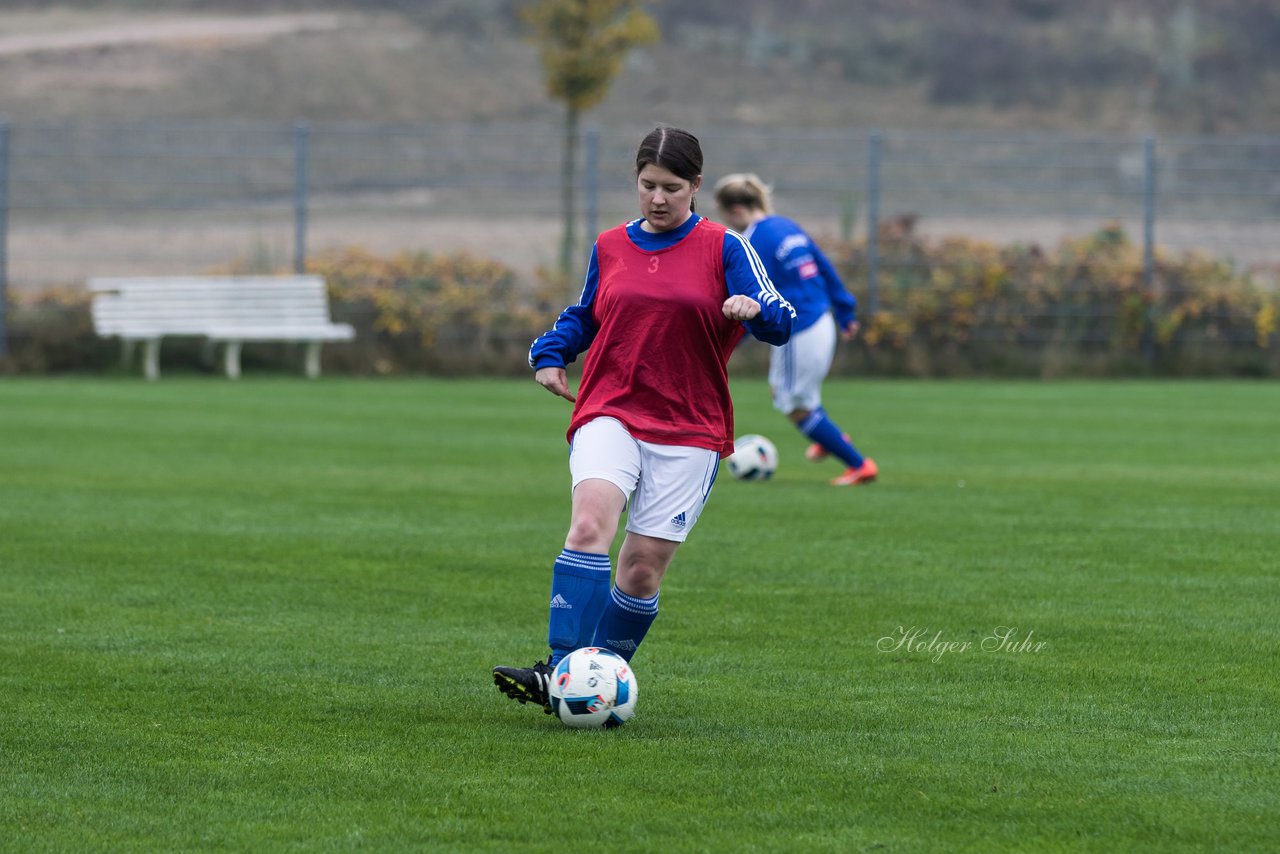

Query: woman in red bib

[493,127,795,715]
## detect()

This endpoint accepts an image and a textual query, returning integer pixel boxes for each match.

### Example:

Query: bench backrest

[89,275,338,335]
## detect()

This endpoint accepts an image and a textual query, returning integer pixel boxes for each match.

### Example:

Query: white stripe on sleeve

[726,229,789,310]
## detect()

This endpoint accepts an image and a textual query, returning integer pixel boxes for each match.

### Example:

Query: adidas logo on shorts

[671,512,687,528]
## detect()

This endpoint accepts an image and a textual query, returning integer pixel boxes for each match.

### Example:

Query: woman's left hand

[722,295,761,321]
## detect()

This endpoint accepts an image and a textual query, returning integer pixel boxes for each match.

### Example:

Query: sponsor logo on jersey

[798,260,819,279]
[777,233,810,258]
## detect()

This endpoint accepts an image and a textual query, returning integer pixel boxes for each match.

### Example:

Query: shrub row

[3,225,1277,378]
[822,222,1279,377]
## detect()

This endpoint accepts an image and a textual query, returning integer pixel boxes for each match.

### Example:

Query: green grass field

[2,377,1277,852]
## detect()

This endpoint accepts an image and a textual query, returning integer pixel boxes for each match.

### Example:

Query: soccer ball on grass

[550,647,638,729]
[726,433,778,481]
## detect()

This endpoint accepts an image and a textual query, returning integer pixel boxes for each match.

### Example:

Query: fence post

[293,120,309,275]
[1141,134,1157,366]
[841,129,859,242]
[584,125,600,249]
[866,129,882,317]
[1143,135,1157,291]
[0,120,9,362]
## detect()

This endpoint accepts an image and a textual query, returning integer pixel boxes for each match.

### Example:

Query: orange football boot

[830,457,878,486]
[805,433,851,462]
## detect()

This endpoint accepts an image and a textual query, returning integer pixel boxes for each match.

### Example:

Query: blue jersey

[529,213,795,370]
[742,215,856,333]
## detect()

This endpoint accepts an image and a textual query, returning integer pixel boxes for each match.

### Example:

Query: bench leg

[142,339,161,381]
[200,339,217,368]
[223,341,243,380]
[304,342,321,379]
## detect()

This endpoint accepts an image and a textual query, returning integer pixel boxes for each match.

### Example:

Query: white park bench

[89,275,355,380]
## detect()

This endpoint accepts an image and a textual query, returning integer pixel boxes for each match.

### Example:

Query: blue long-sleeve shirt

[742,215,856,333]
[530,214,795,369]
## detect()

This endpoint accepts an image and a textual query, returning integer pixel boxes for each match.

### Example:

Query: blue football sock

[547,549,612,666]
[591,585,659,662]
[798,407,865,469]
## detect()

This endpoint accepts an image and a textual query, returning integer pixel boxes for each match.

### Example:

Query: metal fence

[1,118,1278,358]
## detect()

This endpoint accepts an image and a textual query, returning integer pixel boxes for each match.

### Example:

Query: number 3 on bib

[648,256,660,274]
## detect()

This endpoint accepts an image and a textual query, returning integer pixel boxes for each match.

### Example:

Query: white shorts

[569,417,721,543]
[770,311,836,414]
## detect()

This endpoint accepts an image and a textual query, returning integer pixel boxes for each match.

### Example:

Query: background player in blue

[714,173,878,486]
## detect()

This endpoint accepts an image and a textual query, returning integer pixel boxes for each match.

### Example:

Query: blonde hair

[713,172,774,215]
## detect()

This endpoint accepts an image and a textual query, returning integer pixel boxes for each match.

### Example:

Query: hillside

[1,1,1278,133]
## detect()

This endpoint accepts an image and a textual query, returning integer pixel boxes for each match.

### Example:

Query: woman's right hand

[535,366,577,403]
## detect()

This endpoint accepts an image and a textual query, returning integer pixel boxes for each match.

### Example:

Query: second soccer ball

[726,434,778,481]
